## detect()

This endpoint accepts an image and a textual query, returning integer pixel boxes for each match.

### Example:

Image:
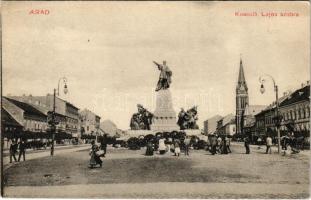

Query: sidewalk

[3,144,89,169]
[3,182,308,198]
[3,144,85,156]
[231,142,310,157]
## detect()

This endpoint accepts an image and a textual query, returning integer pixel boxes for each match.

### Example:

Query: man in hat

[184,135,191,156]
[9,139,18,163]
[154,60,172,91]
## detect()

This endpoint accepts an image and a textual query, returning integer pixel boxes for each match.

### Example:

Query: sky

[3,1,310,130]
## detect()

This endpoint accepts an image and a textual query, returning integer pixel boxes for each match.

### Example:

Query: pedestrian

[89,140,102,168]
[244,136,250,154]
[18,139,26,162]
[221,136,228,154]
[217,136,222,154]
[266,135,272,154]
[225,136,231,153]
[174,140,181,157]
[184,136,191,156]
[145,141,154,156]
[158,138,166,155]
[9,139,18,163]
[100,134,108,157]
[210,134,217,155]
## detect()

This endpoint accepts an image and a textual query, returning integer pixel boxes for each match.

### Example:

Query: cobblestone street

[3,143,309,198]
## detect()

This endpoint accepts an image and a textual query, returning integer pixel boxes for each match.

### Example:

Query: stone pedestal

[151,89,180,132]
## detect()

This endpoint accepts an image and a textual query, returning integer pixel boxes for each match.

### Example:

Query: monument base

[150,89,180,132]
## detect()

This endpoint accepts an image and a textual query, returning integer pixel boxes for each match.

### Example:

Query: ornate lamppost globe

[260,84,265,94]
[63,84,68,94]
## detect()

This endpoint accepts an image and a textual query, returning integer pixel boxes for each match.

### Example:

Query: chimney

[301,83,304,88]
[307,81,310,85]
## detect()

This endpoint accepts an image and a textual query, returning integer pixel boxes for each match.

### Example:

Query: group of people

[145,136,192,157]
[246,131,303,155]
[244,135,272,154]
[208,135,232,155]
[9,139,26,163]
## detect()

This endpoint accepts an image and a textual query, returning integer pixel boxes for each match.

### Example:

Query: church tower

[236,58,249,134]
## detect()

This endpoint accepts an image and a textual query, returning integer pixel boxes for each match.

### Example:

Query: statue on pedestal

[177,106,199,130]
[130,104,154,130]
[153,60,172,92]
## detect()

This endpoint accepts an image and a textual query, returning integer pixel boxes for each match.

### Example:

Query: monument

[127,60,200,137]
[150,61,179,131]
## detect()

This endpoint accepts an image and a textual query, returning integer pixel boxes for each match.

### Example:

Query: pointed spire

[237,56,248,91]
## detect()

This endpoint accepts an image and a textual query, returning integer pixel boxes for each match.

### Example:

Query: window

[294,110,297,120]
[307,107,310,118]
[302,108,306,119]
[298,109,301,119]
[290,110,293,120]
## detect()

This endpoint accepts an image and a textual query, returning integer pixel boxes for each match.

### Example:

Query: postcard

[1,1,310,198]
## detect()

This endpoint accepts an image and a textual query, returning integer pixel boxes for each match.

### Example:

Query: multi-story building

[79,109,101,137]
[216,114,236,136]
[203,115,222,135]
[3,97,48,137]
[279,83,310,137]
[65,102,79,137]
[8,94,79,138]
[2,107,24,148]
[243,104,266,141]
[255,82,310,141]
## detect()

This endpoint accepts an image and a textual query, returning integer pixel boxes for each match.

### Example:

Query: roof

[219,113,235,126]
[2,108,23,127]
[245,105,266,116]
[255,91,294,117]
[280,85,310,107]
[4,97,47,118]
[204,115,222,122]
[66,102,79,110]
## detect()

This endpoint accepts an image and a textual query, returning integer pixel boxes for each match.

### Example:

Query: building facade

[203,115,222,135]
[3,97,48,137]
[243,104,266,140]
[8,94,79,138]
[79,109,101,137]
[216,114,236,136]
[279,83,310,137]
[255,83,310,141]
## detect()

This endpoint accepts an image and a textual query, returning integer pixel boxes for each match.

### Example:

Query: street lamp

[57,77,68,96]
[50,77,68,156]
[259,74,281,153]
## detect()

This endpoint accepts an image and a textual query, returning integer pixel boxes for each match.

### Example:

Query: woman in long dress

[145,141,154,156]
[89,140,102,168]
[174,140,181,157]
[158,138,166,155]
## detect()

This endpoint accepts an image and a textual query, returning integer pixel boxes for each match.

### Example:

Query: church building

[236,58,249,135]
[235,58,265,135]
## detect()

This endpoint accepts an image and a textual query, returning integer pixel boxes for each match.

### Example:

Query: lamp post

[259,74,281,153]
[50,77,68,156]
